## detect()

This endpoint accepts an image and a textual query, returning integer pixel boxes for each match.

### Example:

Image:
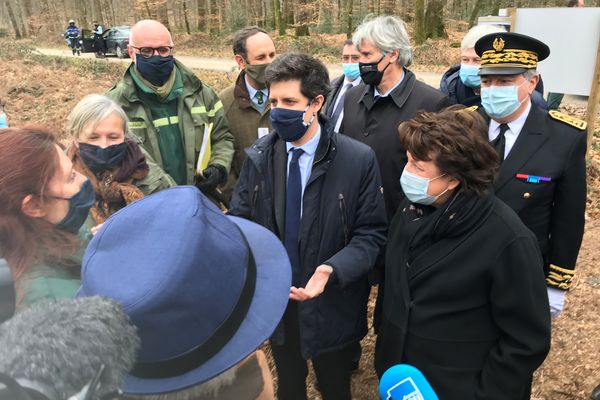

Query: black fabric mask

[56,179,96,233]
[359,55,391,87]
[79,142,128,174]
[135,55,174,86]
[269,106,314,142]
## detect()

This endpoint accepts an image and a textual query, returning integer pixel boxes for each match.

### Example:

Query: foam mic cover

[379,364,439,400]
[0,296,140,400]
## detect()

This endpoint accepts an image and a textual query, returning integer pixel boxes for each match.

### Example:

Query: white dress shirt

[245,75,268,110]
[488,101,532,160]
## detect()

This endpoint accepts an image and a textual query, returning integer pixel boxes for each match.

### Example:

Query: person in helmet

[64,20,81,55]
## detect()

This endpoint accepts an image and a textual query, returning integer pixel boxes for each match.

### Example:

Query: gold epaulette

[465,105,479,112]
[546,264,575,290]
[549,110,587,131]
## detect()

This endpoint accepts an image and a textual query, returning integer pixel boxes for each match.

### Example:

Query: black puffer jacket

[230,116,387,358]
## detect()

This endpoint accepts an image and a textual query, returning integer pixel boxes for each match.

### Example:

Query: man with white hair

[340,15,452,220]
[107,20,234,204]
[440,24,547,109]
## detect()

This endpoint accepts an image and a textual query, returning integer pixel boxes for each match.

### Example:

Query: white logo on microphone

[386,377,425,400]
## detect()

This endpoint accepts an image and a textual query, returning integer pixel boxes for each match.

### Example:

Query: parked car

[81,26,130,58]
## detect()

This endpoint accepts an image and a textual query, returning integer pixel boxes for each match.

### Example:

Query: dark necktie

[330,83,353,126]
[255,90,264,106]
[491,123,509,163]
[284,148,304,284]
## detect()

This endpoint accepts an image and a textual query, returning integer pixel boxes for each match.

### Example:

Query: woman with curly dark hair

[0,127,93,309]
[375,106,551,400]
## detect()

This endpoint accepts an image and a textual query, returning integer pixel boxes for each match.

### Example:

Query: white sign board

[513,8,600,96]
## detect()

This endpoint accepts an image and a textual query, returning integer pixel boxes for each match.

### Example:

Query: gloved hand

[547,286,566,317]
[195,164,227,194]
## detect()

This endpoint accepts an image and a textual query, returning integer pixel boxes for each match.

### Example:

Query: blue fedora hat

[76,186,291,395]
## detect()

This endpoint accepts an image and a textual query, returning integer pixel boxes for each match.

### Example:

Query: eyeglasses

[342,55,360,63]
[130,45,173,58]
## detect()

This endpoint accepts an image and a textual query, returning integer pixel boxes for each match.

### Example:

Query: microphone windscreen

[0,296,140,399]
[379,364,439,400]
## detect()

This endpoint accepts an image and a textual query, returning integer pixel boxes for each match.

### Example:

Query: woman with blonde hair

[66,94,174,225]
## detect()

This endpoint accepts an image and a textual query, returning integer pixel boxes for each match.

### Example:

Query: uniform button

[523,192,531,199]
[363,132,369,137]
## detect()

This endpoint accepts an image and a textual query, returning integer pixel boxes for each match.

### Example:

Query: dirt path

[35,46,590,107]
[34,47,464,89]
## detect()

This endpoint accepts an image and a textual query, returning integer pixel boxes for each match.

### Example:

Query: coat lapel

[325,76,344,117]
[494,106,549,191]
[273,139,287,238]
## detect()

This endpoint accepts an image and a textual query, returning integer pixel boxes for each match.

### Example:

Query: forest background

[1,0,599,399]
[1,0,600,46]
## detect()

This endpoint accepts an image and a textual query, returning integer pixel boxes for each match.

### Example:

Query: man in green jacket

[107,19,234,198]
[219,26,275,200]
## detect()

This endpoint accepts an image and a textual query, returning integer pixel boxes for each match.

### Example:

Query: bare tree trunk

[156,0,170,29]
[182,0,192,33]
[468,0,482,27]
[414,0,425,44]
[346,0,354,38]
[425,0,445,39]
[367,0,375,13]
[19,0,31,36]
[273,0,284,35]
[381,0,395,13]
[491,0,501,16]
[3,0,22,39]
[294,0,310,36]
[196,0,206,31]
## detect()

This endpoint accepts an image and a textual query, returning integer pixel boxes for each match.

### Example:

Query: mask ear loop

[518,77,534,105]
[302,101,316,127]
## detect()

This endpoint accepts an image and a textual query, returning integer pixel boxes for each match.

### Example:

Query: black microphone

[0,296,140,400]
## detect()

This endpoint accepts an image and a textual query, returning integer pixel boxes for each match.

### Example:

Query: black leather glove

[195,164,227,193]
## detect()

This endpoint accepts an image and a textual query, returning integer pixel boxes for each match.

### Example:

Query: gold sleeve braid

[546,264,575,290]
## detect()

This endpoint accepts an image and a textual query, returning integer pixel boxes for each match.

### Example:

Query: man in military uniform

[475,32,587,317]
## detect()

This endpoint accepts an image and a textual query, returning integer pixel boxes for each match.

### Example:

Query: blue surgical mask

[400,168,448,206]
[481,80,528,119]
[270,105,315,142]
[459,64,480,88]
[0,113,7,129]
[56,179,96,233]
[342,63,361,81]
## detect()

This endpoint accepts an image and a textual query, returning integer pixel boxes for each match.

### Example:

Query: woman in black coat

[375,107,551,400]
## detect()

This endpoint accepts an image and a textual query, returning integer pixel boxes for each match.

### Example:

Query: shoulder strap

[548,110,587,130]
